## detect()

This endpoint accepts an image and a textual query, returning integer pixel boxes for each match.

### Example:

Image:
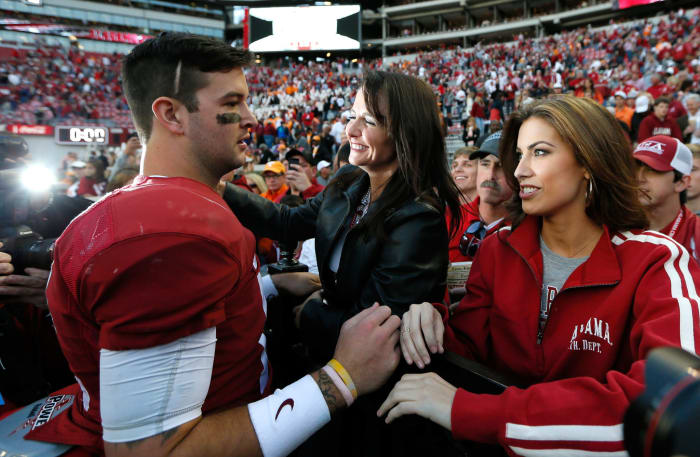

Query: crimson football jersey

[31,176,270,452]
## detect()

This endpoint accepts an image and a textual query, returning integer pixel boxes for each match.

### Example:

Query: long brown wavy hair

[500,96,648,232]
[330,70,462,240]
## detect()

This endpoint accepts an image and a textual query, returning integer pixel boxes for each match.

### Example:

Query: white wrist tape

[248,375,330,457]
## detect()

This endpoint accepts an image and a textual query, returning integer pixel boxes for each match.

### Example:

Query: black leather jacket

[222,165,448,356]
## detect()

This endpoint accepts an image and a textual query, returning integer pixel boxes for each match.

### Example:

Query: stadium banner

[0,20,152,45]
[87,30,151,45]
[7,124,53,136]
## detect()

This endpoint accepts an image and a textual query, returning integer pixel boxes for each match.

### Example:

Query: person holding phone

[284,149,324,200]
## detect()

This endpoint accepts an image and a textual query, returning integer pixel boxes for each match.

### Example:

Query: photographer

[0,137,92,412]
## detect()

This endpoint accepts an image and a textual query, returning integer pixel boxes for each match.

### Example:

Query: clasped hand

[376,302,458,432]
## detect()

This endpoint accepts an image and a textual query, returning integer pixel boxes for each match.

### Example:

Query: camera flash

[20,165,55,192]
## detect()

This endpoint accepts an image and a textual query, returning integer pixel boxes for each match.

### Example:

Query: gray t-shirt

[539,237,588,339]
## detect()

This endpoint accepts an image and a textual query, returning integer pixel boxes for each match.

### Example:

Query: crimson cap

[633,135,692,175]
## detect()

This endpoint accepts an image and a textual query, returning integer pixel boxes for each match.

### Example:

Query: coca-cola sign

[7,124,54,136]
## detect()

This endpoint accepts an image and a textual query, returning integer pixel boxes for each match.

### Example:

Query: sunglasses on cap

[459,220,487,258]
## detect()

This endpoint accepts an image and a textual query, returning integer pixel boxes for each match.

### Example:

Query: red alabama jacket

[443,215,700,456]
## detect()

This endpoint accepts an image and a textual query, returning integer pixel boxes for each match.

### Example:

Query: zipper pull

[536,329,543,345]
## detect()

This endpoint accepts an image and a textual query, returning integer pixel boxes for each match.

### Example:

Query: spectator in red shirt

[635,135,700,262]
[284,148,324,200]
[470,95,486,133]
[301,107,315,128]
[262,118,276,148]
[638,97,684,142]
[647,73,671,99]
[446,147,479,263]
[76,157,107,198]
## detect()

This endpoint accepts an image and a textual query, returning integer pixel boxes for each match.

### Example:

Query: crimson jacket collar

[503,215,622,289]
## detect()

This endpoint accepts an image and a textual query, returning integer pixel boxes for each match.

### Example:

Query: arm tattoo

[315,369,342,415]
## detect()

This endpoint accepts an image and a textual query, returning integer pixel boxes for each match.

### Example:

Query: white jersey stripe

[505,423,623,442]
[509,446,629,457]
[613,231,697,354]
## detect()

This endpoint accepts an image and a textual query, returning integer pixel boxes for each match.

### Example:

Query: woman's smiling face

[345,88,396,174]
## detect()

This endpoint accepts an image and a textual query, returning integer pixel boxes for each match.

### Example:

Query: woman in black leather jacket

[222,70,462,358]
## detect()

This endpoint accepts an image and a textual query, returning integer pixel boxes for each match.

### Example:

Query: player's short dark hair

[122,32,252,142]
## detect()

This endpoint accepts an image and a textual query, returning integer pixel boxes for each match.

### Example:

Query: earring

[586,177,594,204]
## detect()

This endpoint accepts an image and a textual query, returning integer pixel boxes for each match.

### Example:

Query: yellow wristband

[328,358,358,399]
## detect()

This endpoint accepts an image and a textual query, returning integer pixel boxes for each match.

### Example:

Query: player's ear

[152,97,186,136]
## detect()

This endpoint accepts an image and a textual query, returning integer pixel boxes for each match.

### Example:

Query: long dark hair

[331,70,462,239]
[87,157,106,183]
[500,96,648,232]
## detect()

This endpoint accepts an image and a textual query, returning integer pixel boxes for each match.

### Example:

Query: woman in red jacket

[378,96,700,456]
[76,157,107,198]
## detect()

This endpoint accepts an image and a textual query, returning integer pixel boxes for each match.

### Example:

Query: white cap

[635,96,650,113]
[316,160,331,170]
[70,160,86,168]
[614,91,627,98]
[627,89,638,99]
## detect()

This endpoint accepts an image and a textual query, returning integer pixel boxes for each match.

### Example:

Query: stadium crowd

[0,6,700,457]
[1,8,699,154]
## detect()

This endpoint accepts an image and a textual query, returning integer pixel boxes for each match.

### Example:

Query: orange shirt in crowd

[615,106,634,128]
[261,184,289,202]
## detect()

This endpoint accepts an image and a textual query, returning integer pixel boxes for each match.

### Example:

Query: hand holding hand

[333,303,401,396]
[401,302,444,369]
[377,373,457,431]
